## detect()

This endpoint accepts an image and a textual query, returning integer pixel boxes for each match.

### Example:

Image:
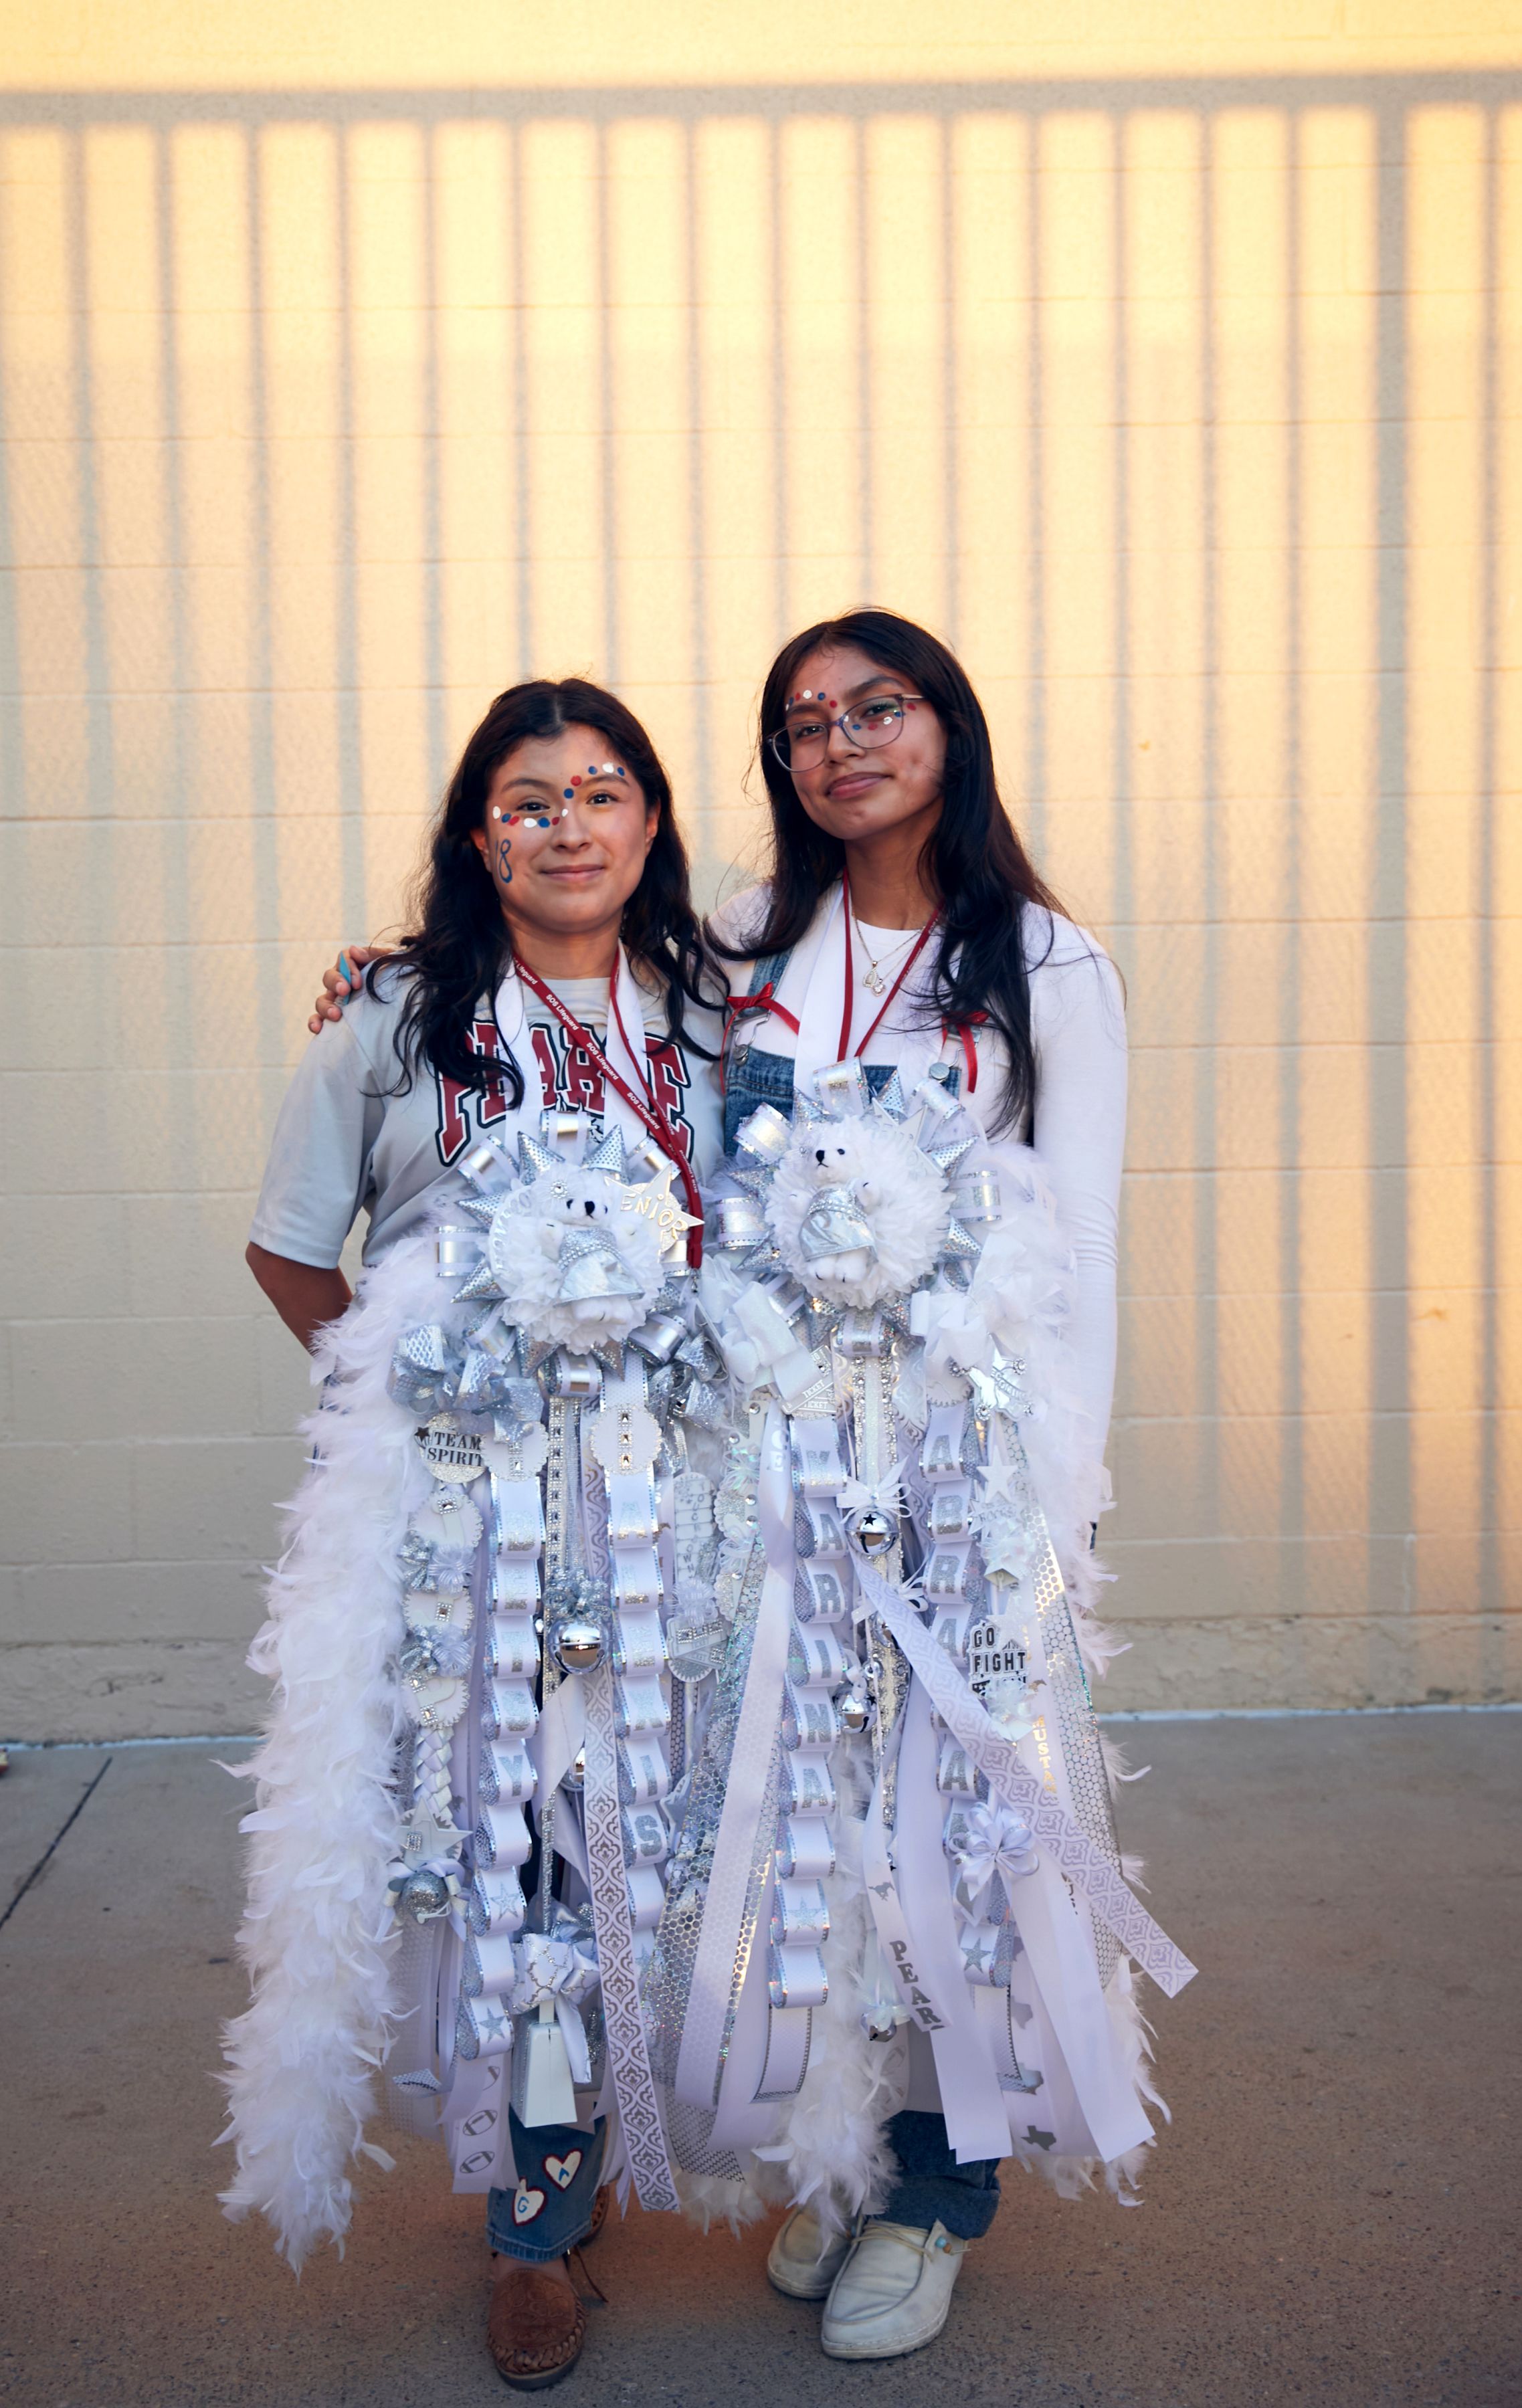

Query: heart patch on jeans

[512,2183,546,2224]
[544,2149,583,2191]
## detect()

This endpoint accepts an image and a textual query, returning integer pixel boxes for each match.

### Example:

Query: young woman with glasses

[301,611,1192,2373]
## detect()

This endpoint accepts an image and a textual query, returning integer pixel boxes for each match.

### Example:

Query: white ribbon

[721,1284,819,1403]
[673,1405,795,2108]
[855,1563,1197,1999]
[893,1686,1013,2161]
[859,1708,957,2037]
[529,1677,589,1884]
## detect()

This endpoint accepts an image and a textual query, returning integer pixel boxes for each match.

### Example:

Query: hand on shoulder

[308,943,394,1034]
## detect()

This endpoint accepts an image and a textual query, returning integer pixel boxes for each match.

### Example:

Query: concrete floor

[1,1715,1517,2408]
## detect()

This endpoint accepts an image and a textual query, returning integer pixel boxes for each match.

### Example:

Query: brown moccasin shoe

[585,2183,611,2245]
[487,2262,587,2390]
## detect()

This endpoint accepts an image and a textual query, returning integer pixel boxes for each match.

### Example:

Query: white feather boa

[218,1233,442,2268]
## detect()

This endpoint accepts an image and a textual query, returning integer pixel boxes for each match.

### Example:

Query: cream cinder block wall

[2,3,1519,1740]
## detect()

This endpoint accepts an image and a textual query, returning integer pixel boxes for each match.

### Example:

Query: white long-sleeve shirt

[708,886,1128,1460]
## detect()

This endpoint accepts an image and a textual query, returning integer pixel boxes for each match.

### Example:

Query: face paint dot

[491,805,502,819]
[615,765,625,776]
[562,788,573,799]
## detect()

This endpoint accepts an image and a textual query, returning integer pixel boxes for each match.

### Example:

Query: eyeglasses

[767,693,925,773]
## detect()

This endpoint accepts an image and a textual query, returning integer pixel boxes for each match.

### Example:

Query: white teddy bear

[767,1113,951,1307]
[484,1165,666,1348]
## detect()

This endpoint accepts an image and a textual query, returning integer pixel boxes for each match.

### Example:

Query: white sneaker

[820,2217,968,2360]
[766,2204,854,2300]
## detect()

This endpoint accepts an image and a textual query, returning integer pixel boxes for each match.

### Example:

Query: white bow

[510,1930,600,2084]
[949,1800,1038,1918]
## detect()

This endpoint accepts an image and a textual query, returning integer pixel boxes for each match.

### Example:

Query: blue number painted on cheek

[496,835,512,886]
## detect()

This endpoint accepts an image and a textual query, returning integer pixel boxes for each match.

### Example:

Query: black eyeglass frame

[766,694,927,772]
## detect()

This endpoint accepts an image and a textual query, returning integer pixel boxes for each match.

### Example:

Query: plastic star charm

[977,1457,1021,1505]
[625,1159,701,1249]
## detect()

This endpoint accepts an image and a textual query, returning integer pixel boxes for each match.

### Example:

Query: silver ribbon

[672,1405,795,2109]
[856,1563,1198,1999]
[582,1655,680,2211]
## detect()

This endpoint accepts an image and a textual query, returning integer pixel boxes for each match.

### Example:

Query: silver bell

[397,1868,453,1923]
[551,1613,607,1674]
[848,1507,896,1558]
[838,1688,875,1736]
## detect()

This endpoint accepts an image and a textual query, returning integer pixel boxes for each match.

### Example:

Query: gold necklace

[852,910,925,996]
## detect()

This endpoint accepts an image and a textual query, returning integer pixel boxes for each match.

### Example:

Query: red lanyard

[514,959,704,1268]
[838,871,940,1062]
[721,981,800,1078]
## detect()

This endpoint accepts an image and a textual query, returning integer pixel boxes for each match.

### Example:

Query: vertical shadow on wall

[1022,121,1047,858]
[243,129,290,1101]
[595,118,619,689]
[149,127,197,1201]
[60,127,118,1207]
[1369,100,1413,1689]
[854,117,874,605]
[1277,118,1308,1662]
[1193,117,1224,1627]
[508,122,533,680]
[332,128,366,939]
[681,118,717,888]
[0,173,23,1038]
[1476,112,1503,1692]
[937,114,959,651]
[767,118,789,651]
[420,122,446,809]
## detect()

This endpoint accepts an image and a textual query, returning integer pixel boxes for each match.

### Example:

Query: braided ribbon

[581,1657,680,2211]
[855,1563,1198,1999]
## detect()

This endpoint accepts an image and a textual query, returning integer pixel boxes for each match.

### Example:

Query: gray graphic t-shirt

[250,968,725,1270]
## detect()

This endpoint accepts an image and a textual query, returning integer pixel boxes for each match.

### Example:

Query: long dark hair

[371,678,717,1105]
[717,608,1070,1135]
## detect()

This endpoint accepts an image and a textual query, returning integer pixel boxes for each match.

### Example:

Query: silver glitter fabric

[1009,1436,1124,1987]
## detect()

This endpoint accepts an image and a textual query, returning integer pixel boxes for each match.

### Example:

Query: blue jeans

[878,2110,1002,2241]
[486,2112,607,2264]
[722,1045,957,1158]
[486,2108,995,2252]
